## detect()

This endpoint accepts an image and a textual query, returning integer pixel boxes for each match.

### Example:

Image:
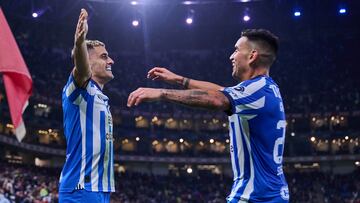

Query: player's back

[222,75,289,203]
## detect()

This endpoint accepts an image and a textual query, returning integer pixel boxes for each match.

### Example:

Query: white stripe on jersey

[102,140,109,190]
[59,172,63,184]
[110,141,115,190]
[229,116,238,179]
[236,96,265,113]
[240,115,257,120]
[238,77,266,98]
[91,100,102,191]
[234,115,245,182]
[240,117,255,199]
[229,115,245,198]
[79,99,87,189]
[66,81,76,97]
[228,116,256,200]
[74,95,83,105]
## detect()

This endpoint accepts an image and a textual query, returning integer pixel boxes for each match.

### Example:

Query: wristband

[182,77,190,89]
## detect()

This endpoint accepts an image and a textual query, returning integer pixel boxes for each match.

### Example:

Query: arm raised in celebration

[72,9,91,87]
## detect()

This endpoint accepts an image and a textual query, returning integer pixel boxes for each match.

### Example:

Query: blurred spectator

[0,162,359,203]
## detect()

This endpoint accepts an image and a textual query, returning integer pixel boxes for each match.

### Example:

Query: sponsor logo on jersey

[280,186,290,200]
[234,86,245,92]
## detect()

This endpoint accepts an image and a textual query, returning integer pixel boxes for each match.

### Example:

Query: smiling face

[229,37,254,81]
[88,45,114,85]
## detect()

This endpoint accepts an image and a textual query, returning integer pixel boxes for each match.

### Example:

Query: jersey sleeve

[221,77,267,115]
[62,74,88,105]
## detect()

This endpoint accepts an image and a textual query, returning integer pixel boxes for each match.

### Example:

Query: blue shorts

[59,190,110,203]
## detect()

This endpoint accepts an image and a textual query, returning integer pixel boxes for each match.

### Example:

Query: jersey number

[273,120,286,164]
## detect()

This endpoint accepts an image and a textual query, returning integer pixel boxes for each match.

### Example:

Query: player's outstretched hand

[127,88,162,107]
[147,67,182,85]
[74,9,88,47]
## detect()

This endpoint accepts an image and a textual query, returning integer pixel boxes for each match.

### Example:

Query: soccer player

[59,9,115,203]
[128,29,289,203]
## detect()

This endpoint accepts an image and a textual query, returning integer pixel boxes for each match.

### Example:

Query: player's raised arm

[72,9,91,87]
[127,87,230,111]
[148,67,224,91]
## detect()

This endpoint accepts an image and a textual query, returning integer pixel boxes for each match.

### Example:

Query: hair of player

[85,40,105,50]
[241,29,279,67]
[71,40,105,59]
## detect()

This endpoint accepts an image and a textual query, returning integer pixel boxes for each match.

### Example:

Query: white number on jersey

[273,120,286,164]
[270,85,281,98]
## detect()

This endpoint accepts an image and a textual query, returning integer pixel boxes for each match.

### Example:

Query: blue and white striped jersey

[60,74,115,193]
[221,75,289,203]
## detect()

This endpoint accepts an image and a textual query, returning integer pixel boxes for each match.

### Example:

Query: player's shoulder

[240,75,259,85]
[265,76,279,87]
[63,73,97,99]
[224,76,277,95]
[233,75,268,93]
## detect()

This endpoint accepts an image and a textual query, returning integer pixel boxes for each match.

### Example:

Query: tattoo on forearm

[190,90,208,96]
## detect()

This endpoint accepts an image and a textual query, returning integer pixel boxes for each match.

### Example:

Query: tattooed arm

[127,88,230,111]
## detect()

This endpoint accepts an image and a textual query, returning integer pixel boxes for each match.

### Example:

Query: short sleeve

[62,74,87,105]
[221,77,267,115]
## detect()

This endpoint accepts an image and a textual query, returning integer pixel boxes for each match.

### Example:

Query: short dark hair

[85,40,105,50]
[241,29,279,67]
[71,40,105,59]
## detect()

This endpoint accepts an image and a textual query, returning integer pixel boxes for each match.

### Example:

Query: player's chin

[231,72,240,81]
[104,72,114,81]
[231,71,236,78]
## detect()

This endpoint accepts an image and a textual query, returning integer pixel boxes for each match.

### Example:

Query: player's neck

[91,77,105,90]
[240,67,269,82]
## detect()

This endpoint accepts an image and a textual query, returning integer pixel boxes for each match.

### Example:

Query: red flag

[0,8,33,142]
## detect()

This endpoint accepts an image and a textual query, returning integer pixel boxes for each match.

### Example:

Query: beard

[232,65,248,81]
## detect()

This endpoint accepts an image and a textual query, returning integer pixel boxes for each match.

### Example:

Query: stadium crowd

[0,162,359,203]
[1,17,358,117]
[1,27,360,157]
[0,23,358,149]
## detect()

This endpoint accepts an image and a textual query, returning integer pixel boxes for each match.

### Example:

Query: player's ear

[249,49,258,64]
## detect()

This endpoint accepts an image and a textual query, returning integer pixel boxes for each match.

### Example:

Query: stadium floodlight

[136,137,140,141]
[339,8,346,14]
[32,12,38,18]
[132,20,139,27]
[186,167,193,174]
[294,11,301,17]
[183,1,193,5]
[243,15,250,22]
[186,17,193,24]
